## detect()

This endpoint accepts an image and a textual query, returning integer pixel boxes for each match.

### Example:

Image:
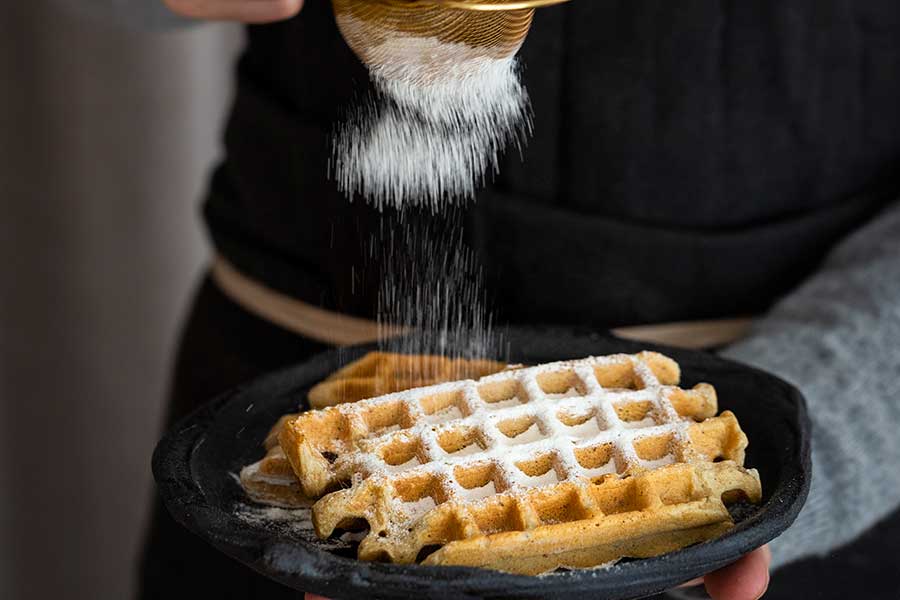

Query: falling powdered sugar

[332,29,533,212]
[373,214,508,367]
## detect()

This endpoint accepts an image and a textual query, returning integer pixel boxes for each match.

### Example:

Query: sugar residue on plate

[234,503,366,551]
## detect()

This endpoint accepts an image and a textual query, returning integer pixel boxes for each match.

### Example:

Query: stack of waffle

[240,352,507,506]
[242,351,761,574]
[238,415,306,508]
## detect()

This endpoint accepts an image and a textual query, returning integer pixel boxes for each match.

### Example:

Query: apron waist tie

[212,255,753,350]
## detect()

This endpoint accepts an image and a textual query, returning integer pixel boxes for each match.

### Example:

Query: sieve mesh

[332,0,571,76]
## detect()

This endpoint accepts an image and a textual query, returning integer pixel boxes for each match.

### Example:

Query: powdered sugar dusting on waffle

[422,405,464,424]
[460,480,496,502]
[321,354,693,525]
[240,461,297,487]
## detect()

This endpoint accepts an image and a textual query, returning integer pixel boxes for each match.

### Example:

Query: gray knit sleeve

[57,0,195,29]
[720,197,900,569]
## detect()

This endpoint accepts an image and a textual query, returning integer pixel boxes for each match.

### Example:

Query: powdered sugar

[423,405,464,424]
[324,355,692,522]
[237,505,316,531]
[234,505,322,545]
[546,388,583,400]
[459,480,497,502]
[451,442,485,456]
[521,467,562,489]
[564,417,604,440]
[400,496,438,523]
[374,424,402,437]
[485,396,522,410]
[373,220,507,369]
[639,455,677,470]
[234,504,366,550]
[581,459,619,480]
[239,461,297,487]
[506,422,545,445]
[538,560,620,577]
[385,457,421,474]
[331,20,532,212]
[622,416,658,430]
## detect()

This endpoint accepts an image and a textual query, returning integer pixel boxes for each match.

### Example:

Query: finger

[165,0,304,24]
[704,545,771,600]
[678,576,705,588]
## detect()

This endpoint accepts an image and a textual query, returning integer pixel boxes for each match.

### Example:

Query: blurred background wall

[0,4,241,598]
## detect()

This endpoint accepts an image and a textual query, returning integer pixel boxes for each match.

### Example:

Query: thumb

[704,545,772,600]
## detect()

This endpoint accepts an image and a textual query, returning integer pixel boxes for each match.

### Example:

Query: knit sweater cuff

[721,198,900,569]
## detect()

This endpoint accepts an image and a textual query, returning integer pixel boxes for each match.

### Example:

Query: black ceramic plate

[153,327,810,600]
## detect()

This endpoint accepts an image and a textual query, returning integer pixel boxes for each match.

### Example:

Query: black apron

[205,0,900,328]
[142,1,900,598]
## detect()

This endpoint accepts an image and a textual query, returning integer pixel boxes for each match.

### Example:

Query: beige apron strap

[211,256,404,346]
[212,255,753,350]
[612,318,753,350]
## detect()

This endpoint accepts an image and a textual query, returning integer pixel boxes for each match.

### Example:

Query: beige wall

[0,5,241,599]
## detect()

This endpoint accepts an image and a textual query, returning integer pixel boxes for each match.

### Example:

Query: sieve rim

[374,0,571,11]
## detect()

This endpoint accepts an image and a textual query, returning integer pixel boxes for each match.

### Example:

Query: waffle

[278,352,762,574]
[308,352,507,409]
[240,352,507,506]
[239,414,308,508]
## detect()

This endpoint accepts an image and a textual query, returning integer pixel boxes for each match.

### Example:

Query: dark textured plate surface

[152,327,810,600]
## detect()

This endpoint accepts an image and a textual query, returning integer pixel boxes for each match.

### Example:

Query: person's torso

[205,0,900,328]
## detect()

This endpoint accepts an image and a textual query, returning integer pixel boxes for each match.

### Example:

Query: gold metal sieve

[332,0,571,79]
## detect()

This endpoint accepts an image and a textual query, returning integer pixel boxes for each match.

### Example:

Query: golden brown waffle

[278,352,761,574]
[239,446,309,509]
[239,415,309,508]
[308,352,507,409]
[421,461,757,573]
[241,353,506,506]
